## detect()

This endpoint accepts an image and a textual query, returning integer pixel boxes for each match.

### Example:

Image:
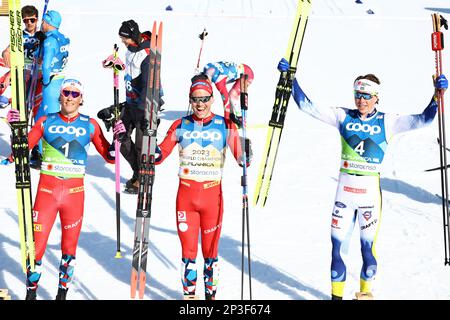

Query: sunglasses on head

[354,91,374,100]
[189,95,212,103]
[62,89,81,98]
[23,18,37,23]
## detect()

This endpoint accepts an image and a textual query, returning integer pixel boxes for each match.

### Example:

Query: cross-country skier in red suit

[7,78,126,300]
[155,74,252,300]
[202,61,253,127]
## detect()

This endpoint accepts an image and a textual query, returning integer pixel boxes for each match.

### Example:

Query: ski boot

[55,288,68,300]
[25,289,37,300]
[124,175,139,194]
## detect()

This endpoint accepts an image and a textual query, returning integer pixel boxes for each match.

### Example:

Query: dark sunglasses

[354,92,374,100]
[62,89,81,98]
[189,95,212,103]
[23,18,37,23]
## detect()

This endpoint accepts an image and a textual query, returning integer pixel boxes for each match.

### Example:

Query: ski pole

[239,73,252,300]
[431,13,450,265]
[113,44,123,259]
[103,44,123,258]
[187,28,208,116]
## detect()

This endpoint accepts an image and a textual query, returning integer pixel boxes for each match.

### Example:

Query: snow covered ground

[1,0,450,301]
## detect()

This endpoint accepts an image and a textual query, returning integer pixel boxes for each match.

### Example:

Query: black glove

[97,102,126,131]
[230,113,243,128]
[239,137,252,167]
[34,31,46,44]
[107,143,116,161]
[97,107,114,131]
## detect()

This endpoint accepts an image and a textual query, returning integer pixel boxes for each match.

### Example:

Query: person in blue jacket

[33,10,70,168]
[278,57,447,300]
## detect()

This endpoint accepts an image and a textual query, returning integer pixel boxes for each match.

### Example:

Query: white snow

[1,0,450,300]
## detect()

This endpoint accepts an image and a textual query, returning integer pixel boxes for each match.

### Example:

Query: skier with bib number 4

[7,78,125,300]
[155,74,252,300]
[278,57,447,300]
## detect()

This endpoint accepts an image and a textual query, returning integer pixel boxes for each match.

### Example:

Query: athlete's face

[60,86,82,118]
[190,89,214,119]
[120,36,135,47]
[354,91,378,118]
[23,15,38,33]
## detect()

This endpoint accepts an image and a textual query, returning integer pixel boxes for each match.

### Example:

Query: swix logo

[49,125,87,137]
[183,130,221,141]
[346,122,381,135]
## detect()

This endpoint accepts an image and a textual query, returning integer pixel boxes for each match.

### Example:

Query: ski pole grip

[432,31,444,51]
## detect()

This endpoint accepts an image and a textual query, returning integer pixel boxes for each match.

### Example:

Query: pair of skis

[8,0,36,273]
[253,0,312,207]
[130,21,163,299]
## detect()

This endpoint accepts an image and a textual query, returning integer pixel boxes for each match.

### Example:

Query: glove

[277,58,290,72]
[0,153,14,165]
[97,106,114,131]
[0,95,9,108]
[107,142,116,160]
[230,113,243,129]
[34,31,46,44]
[435,74,448,90]
[113,119,126,142]
[97,102,126,131]
[238,137,252,167]
[7,109,20,123]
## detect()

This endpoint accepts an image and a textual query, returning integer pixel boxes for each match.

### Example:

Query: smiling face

[22,15,38,33]
[60,85,82,118]
[354,91,378,118]
[189,89,214,119]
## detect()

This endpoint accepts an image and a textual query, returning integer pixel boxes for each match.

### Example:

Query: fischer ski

[8,0,36,273]
[130,21,162,299]
[253,0,312,207]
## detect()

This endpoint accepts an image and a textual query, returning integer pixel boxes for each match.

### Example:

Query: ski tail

[253,0,312,207]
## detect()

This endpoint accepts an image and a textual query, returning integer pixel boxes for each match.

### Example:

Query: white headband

[354,79,379,96]
[61,78,84,95]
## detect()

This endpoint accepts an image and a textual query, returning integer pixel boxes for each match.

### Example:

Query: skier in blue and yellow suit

[278,57,447,300]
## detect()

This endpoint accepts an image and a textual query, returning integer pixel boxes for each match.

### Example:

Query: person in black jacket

[117,19,163,193]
